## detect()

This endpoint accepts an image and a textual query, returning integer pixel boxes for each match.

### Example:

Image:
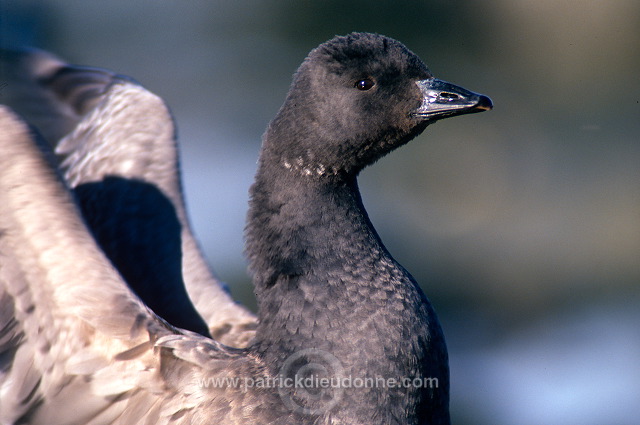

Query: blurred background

[2,1,639,423]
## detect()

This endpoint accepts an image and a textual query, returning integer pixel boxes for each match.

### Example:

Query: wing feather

[0,107,265,425]
[1,49,256,345]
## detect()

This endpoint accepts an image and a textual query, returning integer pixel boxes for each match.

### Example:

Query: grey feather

[1,49,256,345]
[0,106,261,425]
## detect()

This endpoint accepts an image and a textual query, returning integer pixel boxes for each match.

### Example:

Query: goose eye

[355,78,375,91]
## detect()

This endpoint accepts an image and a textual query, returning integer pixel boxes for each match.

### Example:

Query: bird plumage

[0,49,257,345]
[0,33,491,424]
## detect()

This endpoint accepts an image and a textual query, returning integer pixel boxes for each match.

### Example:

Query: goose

[0,33,491,424]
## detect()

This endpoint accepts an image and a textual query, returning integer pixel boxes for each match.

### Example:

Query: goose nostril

[439,92,459,101]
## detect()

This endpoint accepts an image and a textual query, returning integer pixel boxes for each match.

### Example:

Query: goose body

[0,33,491,424]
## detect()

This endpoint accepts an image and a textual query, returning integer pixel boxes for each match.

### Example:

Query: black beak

[412,78,492,121]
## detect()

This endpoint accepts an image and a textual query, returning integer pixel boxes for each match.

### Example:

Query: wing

[0,107,272,424]
[0,49,256,346]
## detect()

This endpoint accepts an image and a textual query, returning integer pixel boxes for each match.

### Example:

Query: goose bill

[413,78,492,120]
